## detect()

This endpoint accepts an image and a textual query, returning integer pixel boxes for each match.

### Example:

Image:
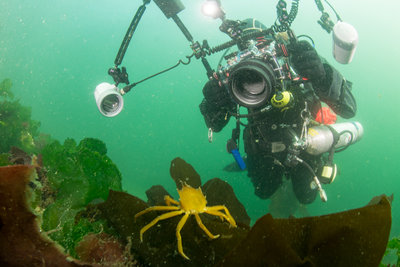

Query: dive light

[94,82,124,117]
[201,0,225,20]
[332,21,358,64]
[315,0,359,64]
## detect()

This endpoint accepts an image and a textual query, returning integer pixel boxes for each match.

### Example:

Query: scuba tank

[306,121,363,155]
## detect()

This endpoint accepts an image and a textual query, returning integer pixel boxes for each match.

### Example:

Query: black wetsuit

[199,61,357,204]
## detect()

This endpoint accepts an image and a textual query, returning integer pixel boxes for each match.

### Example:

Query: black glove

[202,80,235,108]
[289,40,326,83]
[200,80,236,132]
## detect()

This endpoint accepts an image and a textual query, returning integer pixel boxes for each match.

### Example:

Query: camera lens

[235,69,266,95]
[229,58,275,108]
[101,94,121,114]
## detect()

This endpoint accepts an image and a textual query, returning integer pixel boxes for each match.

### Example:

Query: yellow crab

[135,183,237,260]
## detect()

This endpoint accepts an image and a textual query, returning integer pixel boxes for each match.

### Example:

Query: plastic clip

[208,128,213,143]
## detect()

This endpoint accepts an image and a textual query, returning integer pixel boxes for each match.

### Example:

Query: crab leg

[176,212,190,260]
[205,206,237,227]
[135,205,180,220]
[139,210,184,241]
[194,213,220,239]
[164,195,180,206]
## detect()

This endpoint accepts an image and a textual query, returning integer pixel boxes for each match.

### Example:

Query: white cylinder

[94,82,124,117]
[332,21,359,64]
[306,121,364,155]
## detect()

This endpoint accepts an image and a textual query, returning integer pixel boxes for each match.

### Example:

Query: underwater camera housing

[217,38,284,108]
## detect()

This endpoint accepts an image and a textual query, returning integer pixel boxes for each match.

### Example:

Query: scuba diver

[199,18,357,204]
[94,0,362,203]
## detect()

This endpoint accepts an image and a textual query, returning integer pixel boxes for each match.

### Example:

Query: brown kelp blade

[219,195,392,266]
[0,165,86,266]
[170,157,202,189]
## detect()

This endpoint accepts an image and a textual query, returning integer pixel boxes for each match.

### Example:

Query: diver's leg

[247,154,284,199]
[290,159,319,204]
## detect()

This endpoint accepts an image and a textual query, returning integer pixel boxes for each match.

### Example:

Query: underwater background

[1,0,399,240]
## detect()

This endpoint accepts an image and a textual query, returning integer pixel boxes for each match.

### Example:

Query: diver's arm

[199,80,236,132]
[289,40,357,119]
[313,63,357,119]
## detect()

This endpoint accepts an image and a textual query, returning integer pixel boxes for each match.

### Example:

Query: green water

[1,0,399,238]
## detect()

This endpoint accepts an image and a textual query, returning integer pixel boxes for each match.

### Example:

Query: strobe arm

[109,0,151,85]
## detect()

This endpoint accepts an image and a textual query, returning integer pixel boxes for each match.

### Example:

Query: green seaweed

[0,78,41,153]
[387,236,400,250]
[0,78,13,99]
[40,137,123,255]
[41,138,122,204]
[0,153,11,166]
[78,137,107,155]
[0,79,124,260]
[381,236,400,266]
[45,217,112,258]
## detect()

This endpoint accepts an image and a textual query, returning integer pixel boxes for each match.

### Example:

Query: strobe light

[332,21,358,64]
[201,0,225,19]
[94,82,124,117]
